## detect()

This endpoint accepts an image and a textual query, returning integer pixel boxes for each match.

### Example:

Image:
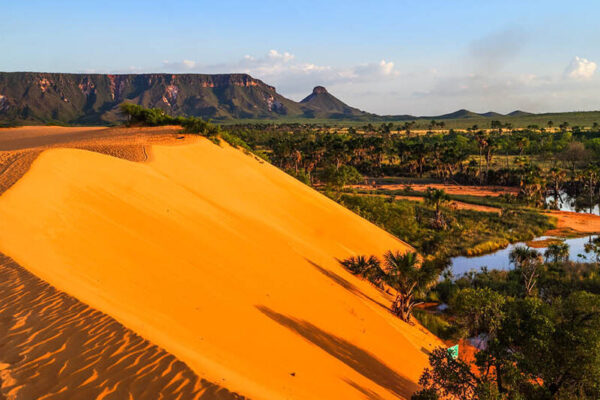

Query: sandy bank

[544,210,600,236]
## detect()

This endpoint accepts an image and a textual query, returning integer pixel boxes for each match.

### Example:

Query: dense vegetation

[334,194,552,262]
[229,122,600,208]
[341,242,600,398]
[341,251,438,322]
[411,246,600,400]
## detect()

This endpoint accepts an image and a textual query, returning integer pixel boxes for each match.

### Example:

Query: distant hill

[431,109,483,119]
[1,71,597,126]
[481,111,504,118]
[507,110,534,117]
[300,86,370,118]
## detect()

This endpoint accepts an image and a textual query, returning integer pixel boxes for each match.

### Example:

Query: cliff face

[0,72,304,124]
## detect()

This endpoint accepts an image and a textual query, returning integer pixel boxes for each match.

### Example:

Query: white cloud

[162,59,197,70]
[266,49,294,62]
[157,50,401,99]
[353,60,399,78]
[565,56,597,80]
[116,47,600,115]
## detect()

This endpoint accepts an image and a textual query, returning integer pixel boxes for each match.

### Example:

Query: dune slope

[0,253,245,400]
[0,138,441,399]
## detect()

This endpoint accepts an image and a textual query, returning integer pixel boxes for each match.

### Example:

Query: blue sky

[2,0,600,115]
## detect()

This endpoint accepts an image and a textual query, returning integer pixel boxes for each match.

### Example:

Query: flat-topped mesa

[0,72,370,124]
[0,72,292,123]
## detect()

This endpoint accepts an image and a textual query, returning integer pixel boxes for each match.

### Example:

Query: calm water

[546,192,600,215]
[450,236,596,275]
[450,192,600,275]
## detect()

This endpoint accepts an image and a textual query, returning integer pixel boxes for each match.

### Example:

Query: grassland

[220,110,600,130]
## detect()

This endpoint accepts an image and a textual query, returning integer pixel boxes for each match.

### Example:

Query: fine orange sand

[0,131,442,399]
[545,210,600,235]
[0,253,244,400]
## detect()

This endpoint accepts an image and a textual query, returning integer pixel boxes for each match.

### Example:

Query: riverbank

[544,210,600,236]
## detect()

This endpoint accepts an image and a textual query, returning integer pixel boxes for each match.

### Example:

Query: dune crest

[0,138,440,399]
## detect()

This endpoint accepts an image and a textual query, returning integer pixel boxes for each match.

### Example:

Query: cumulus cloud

[353,60,399,78]
[159,50,400,98]
[124,46,600,115]
[162,59,197,70]
[565,56,597,80]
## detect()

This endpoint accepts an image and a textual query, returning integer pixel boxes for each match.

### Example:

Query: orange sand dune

[0,253,244,400]
[0,138,441,399]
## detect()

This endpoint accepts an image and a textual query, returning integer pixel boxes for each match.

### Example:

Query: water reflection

[451,235,597,275]
[546,192,600,215]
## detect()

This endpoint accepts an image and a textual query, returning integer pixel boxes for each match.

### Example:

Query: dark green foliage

[414,348,501,400]
[120,103,180,126]
[319,164,364,189]
[118,104,256,152]
[544,242,570,263]
[412,309,459,340]
[340,255,385,287]
[416,292,600,399]
[450,288,505,339]
[384,251,439,321]
[340,251,440,322]
[181,116,220,136]
[420,264,600,400]
[335,194,552,262]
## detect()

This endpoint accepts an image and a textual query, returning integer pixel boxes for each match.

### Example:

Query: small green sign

[447,344,459,360]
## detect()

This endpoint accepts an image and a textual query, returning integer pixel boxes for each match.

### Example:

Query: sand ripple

[0,254,246,400]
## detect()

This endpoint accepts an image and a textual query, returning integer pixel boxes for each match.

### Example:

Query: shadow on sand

[305,258,390,311]
[256,305,417,399]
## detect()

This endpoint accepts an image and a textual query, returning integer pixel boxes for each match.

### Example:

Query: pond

[546,192,600,215]
[450,235,598,275]
[449,190,600,275]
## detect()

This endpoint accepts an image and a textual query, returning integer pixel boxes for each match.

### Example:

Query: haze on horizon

[2,0,599,116]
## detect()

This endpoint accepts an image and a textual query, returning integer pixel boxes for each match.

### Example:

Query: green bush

[320,164,364,189]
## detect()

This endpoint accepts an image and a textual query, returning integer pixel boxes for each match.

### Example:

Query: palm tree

[509,246,543,296]
[383,251,438,322]
[425,188,450,228]
[475,131,488,184]
[340,255,385,287]
[546,167,566,209]
[544,242,570,263]
[584,236,600,264]
[581,166,599,213]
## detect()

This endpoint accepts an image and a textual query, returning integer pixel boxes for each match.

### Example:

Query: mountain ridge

[0,71,580,125]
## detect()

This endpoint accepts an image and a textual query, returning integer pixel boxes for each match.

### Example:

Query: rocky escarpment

[0,72,304,124]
